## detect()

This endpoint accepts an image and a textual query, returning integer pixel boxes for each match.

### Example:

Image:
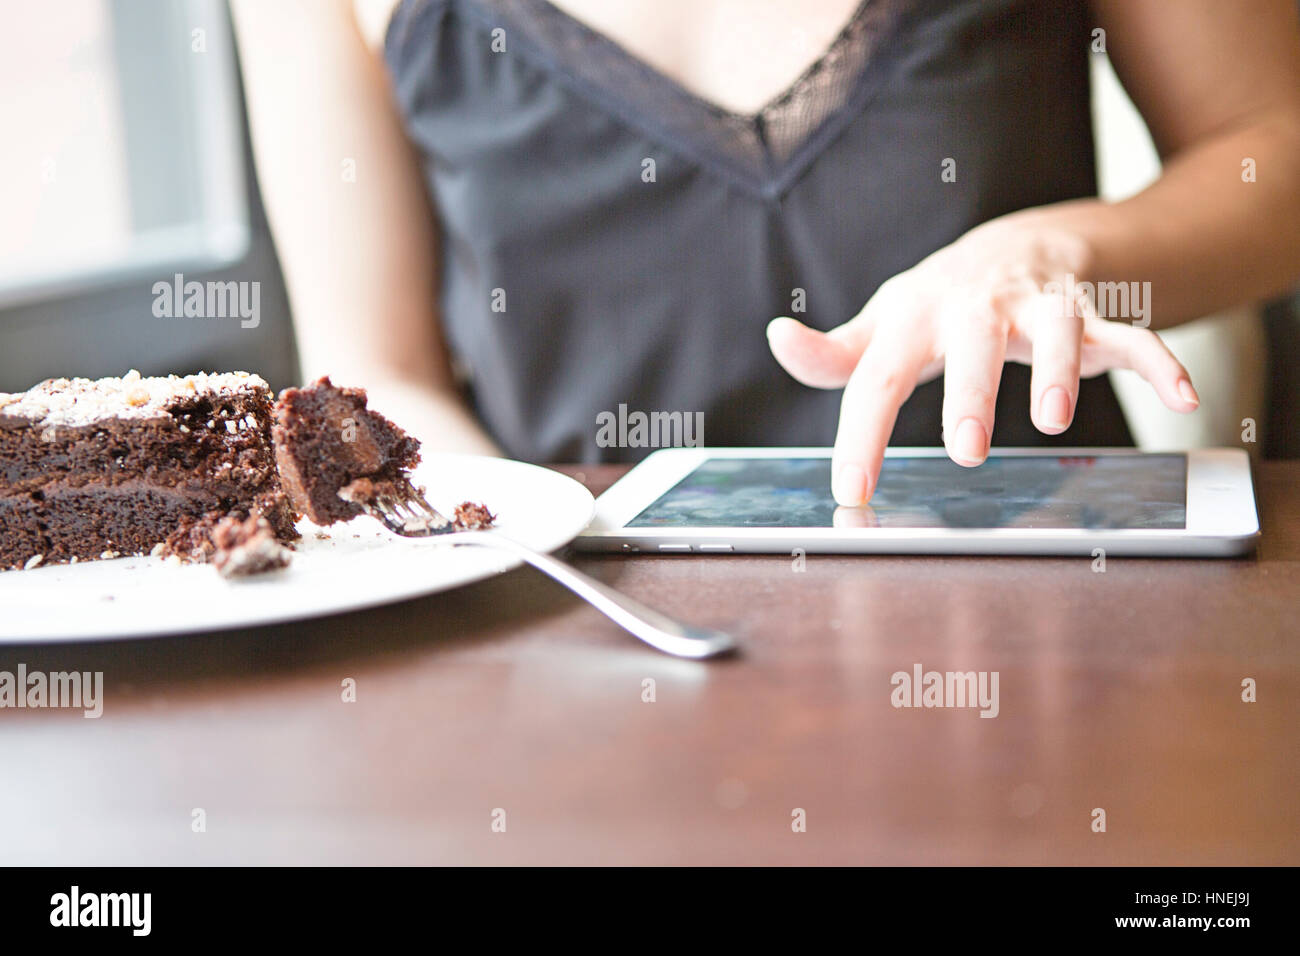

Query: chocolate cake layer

[0,371,297,570]
[3,483,222,565]
[0,410,278,498]
[272,376,421,525]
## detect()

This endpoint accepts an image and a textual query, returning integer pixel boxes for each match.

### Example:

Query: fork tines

[368,482,453,537]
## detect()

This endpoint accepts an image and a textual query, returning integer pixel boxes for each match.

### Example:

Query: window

[0,0,247,307]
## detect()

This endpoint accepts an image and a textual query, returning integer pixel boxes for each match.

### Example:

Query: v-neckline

[445,0,916,198]
[532,0,876,124]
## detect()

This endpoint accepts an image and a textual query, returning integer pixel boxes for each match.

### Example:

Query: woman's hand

[767,212,1201,507]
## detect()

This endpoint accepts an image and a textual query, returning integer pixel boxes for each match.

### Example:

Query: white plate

[0,455,594,643]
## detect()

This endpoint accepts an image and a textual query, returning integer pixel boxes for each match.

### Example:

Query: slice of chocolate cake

[271,376,421,525]
[0,370,297,570]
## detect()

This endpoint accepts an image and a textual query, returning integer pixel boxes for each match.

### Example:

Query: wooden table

[2,463,1296,866]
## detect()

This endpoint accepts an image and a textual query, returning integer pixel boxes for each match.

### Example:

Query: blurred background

[0,0,1295,456]
[0,0,298,389]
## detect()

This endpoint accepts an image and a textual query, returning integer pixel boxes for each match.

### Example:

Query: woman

[232,0,1300,505]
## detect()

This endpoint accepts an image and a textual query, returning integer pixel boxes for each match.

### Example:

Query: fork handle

[458,533,738,659]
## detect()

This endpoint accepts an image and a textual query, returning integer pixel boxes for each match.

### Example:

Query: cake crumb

[452,501,495,531]
[23,554,44,570]
[211,514,291,578]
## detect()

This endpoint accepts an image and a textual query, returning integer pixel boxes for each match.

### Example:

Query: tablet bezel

[574,447,1259,557]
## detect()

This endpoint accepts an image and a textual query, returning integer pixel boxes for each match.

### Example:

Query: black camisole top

[384,0,1133,463]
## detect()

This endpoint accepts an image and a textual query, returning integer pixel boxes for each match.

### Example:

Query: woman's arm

[770,0,1300,504]
[1050,0,1300,326]
[230,0,501,455]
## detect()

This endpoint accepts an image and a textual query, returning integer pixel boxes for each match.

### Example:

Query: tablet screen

[626,455,1188,530]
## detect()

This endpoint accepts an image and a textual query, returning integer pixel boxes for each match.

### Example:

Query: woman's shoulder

[354,0,405,52]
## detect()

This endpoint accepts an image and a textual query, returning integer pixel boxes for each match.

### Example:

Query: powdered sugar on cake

[0,370,270,428]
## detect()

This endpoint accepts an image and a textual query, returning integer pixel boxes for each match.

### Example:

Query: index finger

[831,316,934,506]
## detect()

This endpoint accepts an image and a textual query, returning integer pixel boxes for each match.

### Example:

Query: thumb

[766,314,873,389]
[759,314,873,390]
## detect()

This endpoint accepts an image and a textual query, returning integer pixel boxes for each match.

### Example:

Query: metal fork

[341,481,738,659]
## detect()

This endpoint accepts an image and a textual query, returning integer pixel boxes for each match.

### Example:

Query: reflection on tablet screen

[626,456,1187,530]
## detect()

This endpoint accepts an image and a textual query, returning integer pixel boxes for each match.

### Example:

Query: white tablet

[575,447,1259,557]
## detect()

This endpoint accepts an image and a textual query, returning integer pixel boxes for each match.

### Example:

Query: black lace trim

[390,0,911,194]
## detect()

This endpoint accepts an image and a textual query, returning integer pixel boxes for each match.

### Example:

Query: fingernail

[1177,378,1200,406]
[833,463,869,506]
[953,418,988,465]
[1040,386,1071,431]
